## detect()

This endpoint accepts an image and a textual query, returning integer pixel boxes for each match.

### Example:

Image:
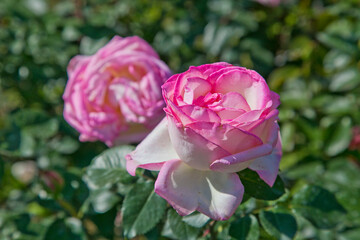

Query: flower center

[194,92,222,108]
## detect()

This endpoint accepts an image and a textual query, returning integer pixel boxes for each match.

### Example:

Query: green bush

[0,0,359,239]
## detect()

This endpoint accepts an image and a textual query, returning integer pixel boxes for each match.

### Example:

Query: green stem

[209,221,217,240]
[0,150,35,162]
[57,198,78,218]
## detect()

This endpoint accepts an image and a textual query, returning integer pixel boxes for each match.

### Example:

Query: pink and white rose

[126,62,281,220]
[63,36,171,146]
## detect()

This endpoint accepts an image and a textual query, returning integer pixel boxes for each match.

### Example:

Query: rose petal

[97,36,160,59]
[155,159,244,220]
[213,69,271,110]
[230,109,265,125]
[162,74,178,103]
[207,66,245,85]
[165,100,196,126]
[126,118,178,176]
[66,55,90,80]
[186,122,263,154]
[246,109,279,144]
[173,71,204,105]
[193,62,232,77]
[210,144,273,173]
[179,105,221,123]
[249,134,282,187]
[140,72,162,102]
[183,77,212,104]
[270,91,280,110]
[210,92,251,112]
[167,116,230,170]
[217,109,246,122]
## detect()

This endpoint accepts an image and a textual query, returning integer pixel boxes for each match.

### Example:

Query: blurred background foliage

[1,0,360,239]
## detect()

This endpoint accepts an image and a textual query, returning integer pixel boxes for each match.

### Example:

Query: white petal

[155,160,244,220]
[167,116,229,170]
[210,144,273,173]
[126,118,178,175]
[249,134,282,187]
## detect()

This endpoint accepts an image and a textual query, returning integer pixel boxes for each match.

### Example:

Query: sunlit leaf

[292,185,346,229]
[122,181,167,238]
[238,169,285,200]
[85,145,135,188]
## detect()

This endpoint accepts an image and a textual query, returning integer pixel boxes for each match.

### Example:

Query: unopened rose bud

[349,126,360,151]
[40,170,64,193]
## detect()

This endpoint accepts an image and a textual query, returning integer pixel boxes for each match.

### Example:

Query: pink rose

[63,36,171,146]
[126,62,281,220]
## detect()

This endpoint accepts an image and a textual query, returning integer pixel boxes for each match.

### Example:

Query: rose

[126,62,281,220]
[63,36,171,146]
[40,170,64,194]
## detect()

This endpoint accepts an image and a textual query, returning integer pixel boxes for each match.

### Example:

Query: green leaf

[320,159,360,225]
[281,122,296,152]
[292,185,346,229]
[11,109,49,127]
[88,207,117,239]
[61,172,89,209]
[324,117,352,157]
[182,212,210,228]
[268,66,301,90]
[90,190,120,213]
[24,118,59,139]
[338,228,360,240]
[85,145,135,188]
[44,218,85,240]
[0,157,4,184]
[323,50,351,71]
[317,33,358,55]
[19,130,36,157]
[238,169,285,200]
[330,68,360,92]
[122,181,167,238]
[49,136,79,154]
[163,209,200,240]
[313,95,355,115]
[259,210,297,240]
[229,214,259,240]
[80,36,109,55]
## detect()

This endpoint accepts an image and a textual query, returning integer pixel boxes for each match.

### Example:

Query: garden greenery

[0,0,360,239]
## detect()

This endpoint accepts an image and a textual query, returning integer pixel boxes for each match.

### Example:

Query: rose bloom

[63,36,171,146]
[126,62,281,220]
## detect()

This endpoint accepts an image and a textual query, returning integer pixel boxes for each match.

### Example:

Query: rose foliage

[0,0,358,239]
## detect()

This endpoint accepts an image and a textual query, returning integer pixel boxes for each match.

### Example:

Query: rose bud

[126,62,281,220]
[63,36,172,146]
[349,126,360,151]
[40,170,64,194]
